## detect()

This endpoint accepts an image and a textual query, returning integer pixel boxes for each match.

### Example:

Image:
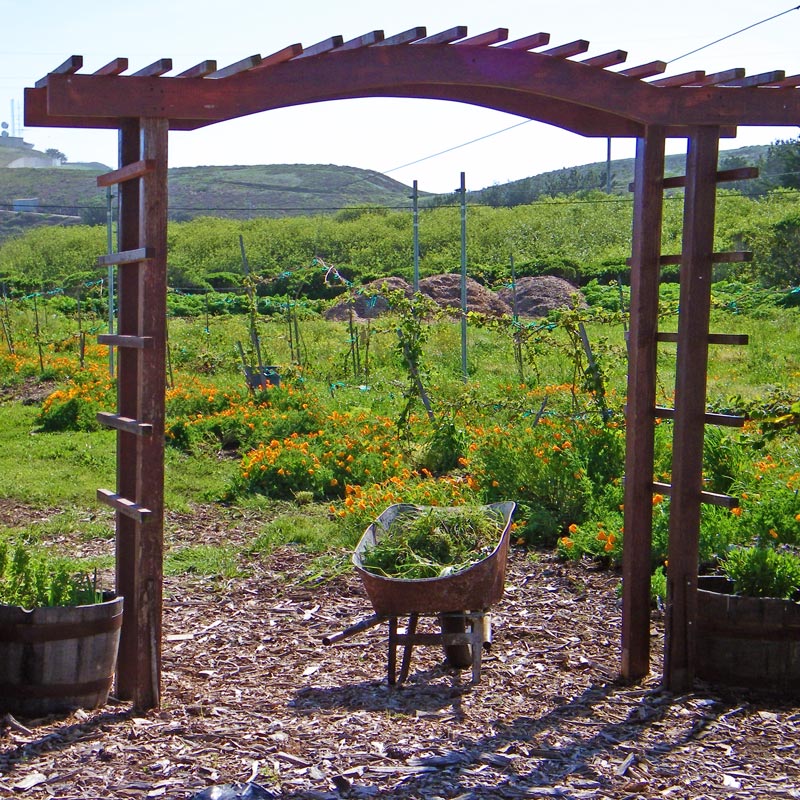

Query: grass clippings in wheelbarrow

[359,505,505,580]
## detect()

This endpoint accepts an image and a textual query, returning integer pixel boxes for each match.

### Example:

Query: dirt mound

[324,276,414,321]
[497,275,586,318]
[419,274,511,318]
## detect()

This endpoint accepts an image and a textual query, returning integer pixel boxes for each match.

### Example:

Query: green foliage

[650,566,667,606]
[359,505,504,579]
[164,544,243,578]
[250,511,352,555]
[418,417,466,475]
[721,545,800,599]
[475,419,596,546]
[0,539,103,607]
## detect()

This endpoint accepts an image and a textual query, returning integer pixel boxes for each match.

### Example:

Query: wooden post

[114,118,168,710]
[114,119,141,703]
[621,127,665,681]
[664,126,720,693]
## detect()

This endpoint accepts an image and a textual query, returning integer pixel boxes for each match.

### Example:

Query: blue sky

[2,0,800,192]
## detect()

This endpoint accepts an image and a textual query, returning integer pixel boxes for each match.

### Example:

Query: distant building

[1,129,61,168]
[12,198,39,212]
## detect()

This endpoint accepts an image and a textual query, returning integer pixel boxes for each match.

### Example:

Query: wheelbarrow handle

[322,613,387,646]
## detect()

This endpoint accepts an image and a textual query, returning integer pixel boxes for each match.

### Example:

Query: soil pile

[419,274,511,318]
[324,276,413,321]
[497,275,586,318]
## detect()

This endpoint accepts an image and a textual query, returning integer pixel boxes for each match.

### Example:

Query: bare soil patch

[1,503,798,799]
[0,377,56,407]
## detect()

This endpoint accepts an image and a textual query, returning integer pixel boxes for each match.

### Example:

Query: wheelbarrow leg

[388,617,398,685]
[398,613,419,684]
[468,611,488,684]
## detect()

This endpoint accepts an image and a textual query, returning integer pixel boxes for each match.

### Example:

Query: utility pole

[412,180,420,292]
[459,171,467,383]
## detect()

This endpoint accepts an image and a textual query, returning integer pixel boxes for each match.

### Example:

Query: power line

[667,4,800,64]
[380,6,800,184]
[379,119,533,177]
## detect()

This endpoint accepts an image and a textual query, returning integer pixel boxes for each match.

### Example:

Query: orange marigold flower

[604,540,614,552]
[652,494,664,505]
[769,528,778,538]
[731,507,742,516]
[560,537,574,549]
[568,523,579,534]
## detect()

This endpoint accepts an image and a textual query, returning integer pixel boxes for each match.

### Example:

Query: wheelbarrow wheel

[438,612,472,669]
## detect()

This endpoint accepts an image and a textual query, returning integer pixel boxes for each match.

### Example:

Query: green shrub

[0,540,103,607]
[419,418,466,475]
[721,545,800,599]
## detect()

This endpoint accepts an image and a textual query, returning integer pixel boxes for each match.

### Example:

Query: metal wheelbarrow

[323,501,516,684]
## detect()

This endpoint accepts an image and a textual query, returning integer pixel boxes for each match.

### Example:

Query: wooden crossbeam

[455,28,510,47]
[97,412,153,436]
[653,407,745,427]
[255,44,304,67]
[656,332,749,345]
[629,166,759,193]
[581,50,627,68]
[208,55,262,79]
[94,58,128,76]
[35,55,82,88]
[97,247,154,267]
[650,70,705,87]
[619,61,667,80]
[500,32,550,50]
[338,31,385,50]
[721,70,786,88]
[175,61,217,78]
[627,251,751,266]
[131,59,172,77]
[693,68,746,86]
[97,334,153,349]
[295,36,344,58]
[414,26,468,45]
[97,489,152,523]
[540,40,590,59]
[373,27,427,46]
[654,251,752,265]
[764,73,800,88]
[96,160,155,187]
[652,482,739,509]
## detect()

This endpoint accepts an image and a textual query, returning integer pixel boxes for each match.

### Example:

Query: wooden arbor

[26,26,800,708]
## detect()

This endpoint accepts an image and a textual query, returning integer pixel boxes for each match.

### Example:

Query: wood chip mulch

[1,504,799,800]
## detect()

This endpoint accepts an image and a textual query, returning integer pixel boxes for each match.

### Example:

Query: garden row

[1,293,798,602]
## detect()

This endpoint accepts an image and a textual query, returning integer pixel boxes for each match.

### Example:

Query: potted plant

[0,540,123,717]
[696,542,800,694]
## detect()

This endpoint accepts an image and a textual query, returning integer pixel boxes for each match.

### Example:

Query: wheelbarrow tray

[352,502,516,616]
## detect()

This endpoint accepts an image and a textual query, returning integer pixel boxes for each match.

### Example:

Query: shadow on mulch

[291,665,475,717]
[1,705,134,762]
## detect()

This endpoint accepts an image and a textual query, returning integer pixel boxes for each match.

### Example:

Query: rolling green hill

[0,162,422,241]
[0,142,773,243]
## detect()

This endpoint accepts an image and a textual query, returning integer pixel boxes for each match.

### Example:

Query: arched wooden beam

[29,44,800,135]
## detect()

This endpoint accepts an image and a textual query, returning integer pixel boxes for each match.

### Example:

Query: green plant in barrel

[0,540,103,608]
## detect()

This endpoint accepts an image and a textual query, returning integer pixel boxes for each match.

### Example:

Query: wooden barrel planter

[696,576,800,695]
[0,595,123,717]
